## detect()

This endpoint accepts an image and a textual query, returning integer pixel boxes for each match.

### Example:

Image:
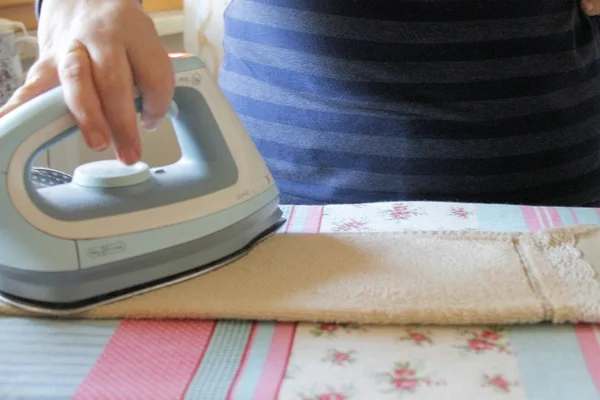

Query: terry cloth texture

[2,225,600,325]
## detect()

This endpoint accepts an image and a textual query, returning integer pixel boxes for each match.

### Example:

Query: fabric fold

[1,225,600,325]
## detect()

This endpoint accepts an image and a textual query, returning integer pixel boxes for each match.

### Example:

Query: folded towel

[1,224,600,325]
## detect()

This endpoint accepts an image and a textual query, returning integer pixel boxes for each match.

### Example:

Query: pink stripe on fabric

[304,206,325,233]
[575,325,600,392]
[570,209,580,224]
[547,207,563,227]
[74,320,216,400]
[521,206,542,232]
[539,207,551,228]
[253,323,297,400]
[284,206,296,234]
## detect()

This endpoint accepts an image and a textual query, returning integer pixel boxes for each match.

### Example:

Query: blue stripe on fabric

[221,89,600,140]
[240,113,600,160]
[230,322,277,400]
[222,54,600,102]
[223,33,600,84]
[223,17,590,63]
[184,320,253,400]
[251,135,600,176]
[509,325,600,400]
[272,173,600,206]
[247,0,574,21]
[474,203,529,232]
[273,178,395,204]
[225,2,574,44]
[0,318,119,400]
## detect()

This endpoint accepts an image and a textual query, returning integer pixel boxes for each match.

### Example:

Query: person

[1,0,599,206]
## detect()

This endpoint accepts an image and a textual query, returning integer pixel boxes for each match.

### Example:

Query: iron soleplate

[0,218,285,317]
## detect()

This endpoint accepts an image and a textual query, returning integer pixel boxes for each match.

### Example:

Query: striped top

[219,0,600,206]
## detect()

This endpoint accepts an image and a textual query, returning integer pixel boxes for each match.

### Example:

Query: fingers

[87,44,141,165]
[583,0,600,16]
[0,58,58,118]
[126,18,174,131]
[58,41,111,151]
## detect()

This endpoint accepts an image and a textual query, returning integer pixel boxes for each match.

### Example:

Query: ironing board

[1,199,599,399]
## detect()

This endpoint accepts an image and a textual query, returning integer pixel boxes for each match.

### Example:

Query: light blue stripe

[286,206,309,233]
[0,318,119,400]
[572,207,600,225]
[230,322,277,400]
[510,325,600,400]
[184,320,252,400]
[556,207,577,226]
[475,203,528,232]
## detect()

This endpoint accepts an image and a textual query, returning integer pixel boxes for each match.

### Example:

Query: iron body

[0,53,283,315]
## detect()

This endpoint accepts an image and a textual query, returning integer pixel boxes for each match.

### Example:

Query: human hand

[583,0,600,16]
[0,0,174,165]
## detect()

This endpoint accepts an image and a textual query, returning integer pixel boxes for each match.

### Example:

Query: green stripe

[184,320,253,400]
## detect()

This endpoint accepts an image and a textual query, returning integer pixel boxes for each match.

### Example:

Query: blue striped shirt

[219,0,600,206]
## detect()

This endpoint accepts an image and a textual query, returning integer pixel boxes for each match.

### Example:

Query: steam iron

[0,53,284,316]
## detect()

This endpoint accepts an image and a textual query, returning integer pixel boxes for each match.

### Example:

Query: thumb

[0,58,58,118]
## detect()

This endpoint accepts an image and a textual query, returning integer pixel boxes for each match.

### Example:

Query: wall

[183,0,231,78]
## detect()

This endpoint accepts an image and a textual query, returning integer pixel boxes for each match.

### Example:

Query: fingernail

[89,132,107,150]
[141,118,160,132]
[119,148,139,165]
[585,1,594,11]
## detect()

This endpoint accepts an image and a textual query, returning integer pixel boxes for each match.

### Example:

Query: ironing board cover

[2,189,600,399]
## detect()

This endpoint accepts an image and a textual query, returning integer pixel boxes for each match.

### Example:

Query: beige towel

[1,224,600,325]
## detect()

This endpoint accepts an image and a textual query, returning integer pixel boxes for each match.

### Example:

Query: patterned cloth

[2,201,600,399]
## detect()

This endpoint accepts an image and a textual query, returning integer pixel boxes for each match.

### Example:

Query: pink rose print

[299,385,353,400]
[310,323,366,337]
[488,376,509,391]
[482,374,519,393]
[395,368,416,377]
[323,349,356,366]
[381,203,426,221]
[449,206,474,219]
[481,331,501,341]
[319,393,346,400]
[455,327,512,354]
[394,378,419,390]
[468,339,495,351]
[332,218,371,232]
[321,324,338,332]
[374,362,446,394]
[399,328,433,345]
